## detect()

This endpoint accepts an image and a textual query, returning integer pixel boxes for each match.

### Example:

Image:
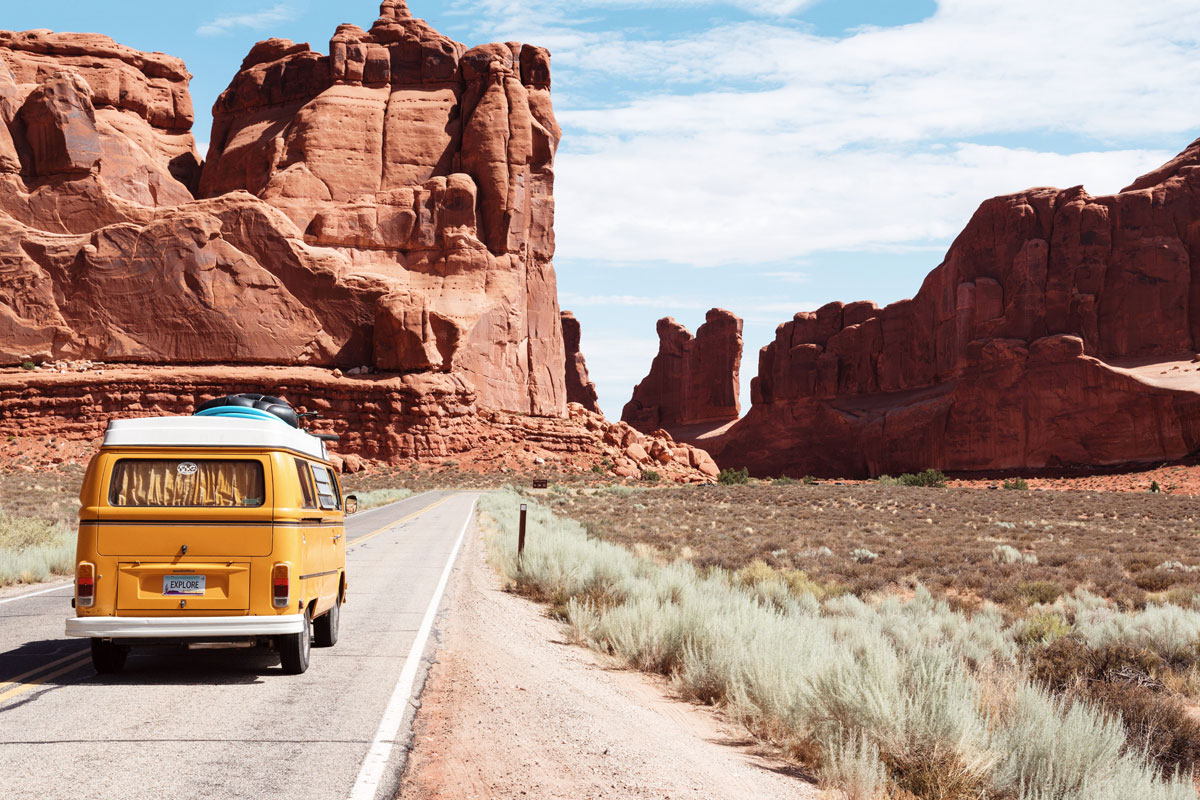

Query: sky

[8,0,1200,417]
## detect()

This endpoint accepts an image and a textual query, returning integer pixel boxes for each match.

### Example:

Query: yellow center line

[0,649,89,692]
[348,493,458,550]
[0,654,92,705]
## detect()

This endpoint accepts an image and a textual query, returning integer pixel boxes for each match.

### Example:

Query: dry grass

[482,489,1198,800]
[0,468,81,586]
[549,482,1200,612]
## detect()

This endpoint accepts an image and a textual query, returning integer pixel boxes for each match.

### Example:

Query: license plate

[163,575,205,596]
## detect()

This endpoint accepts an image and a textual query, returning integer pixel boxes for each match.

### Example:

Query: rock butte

[0,3,716,480]
[632,140,1200,478]
[561,311,601,414]
[623,309,742,434]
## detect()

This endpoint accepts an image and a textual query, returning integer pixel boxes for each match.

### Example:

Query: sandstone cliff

[200,0,565,415]
[0,6,722,481]
[0,0,565,417]
[708,142,1200,477]
[622,309,742,434]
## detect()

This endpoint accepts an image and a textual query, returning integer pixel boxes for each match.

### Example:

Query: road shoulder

[398,523,822,800]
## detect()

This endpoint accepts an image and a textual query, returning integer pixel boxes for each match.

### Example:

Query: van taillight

[76,562,95,608]
[272,563,289,608]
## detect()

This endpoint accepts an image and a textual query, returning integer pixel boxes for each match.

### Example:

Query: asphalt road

[0,490,478,800]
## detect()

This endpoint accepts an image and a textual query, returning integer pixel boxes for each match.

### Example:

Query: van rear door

[95,454,273,614]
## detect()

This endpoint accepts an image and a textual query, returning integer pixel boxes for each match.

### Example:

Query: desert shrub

[851,547,880,564]
[640,469,662,484]
[898,470,947,488]
[1134,569,1176,592]
[735,559,780,589]
[989,684,1194,800]
[1029,637,1095,692]
[1150,481,1163,494]
[819,731,886,800]
[1003,478,1029,491]
[352,488,414,511]
[20,361,35,370]
[718,468,750,485]
[1029,639,1200,777]
[734,560,842,603]
[1030,639,1164,691]
[1018,612,1072,646]
[1164,587,1199,608]
[1088,681,1200,776]
[773,475,798,485]
[1020,580,1066,606]
[875,475,902,486]
[1069,601,1200,667]
[993,544,1038,565]
[591,463,606,474]
[801,475,819,485]
[482,491,1196,800]
[0,511,75,585]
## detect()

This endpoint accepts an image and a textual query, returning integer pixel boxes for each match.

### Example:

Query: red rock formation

[560,311,600,414]
[199,0,565,415]
[0,14,728,480]
[0,366,717,481]
[622,309,742,434]
[0,2,565,417]
[711,142,1200,477]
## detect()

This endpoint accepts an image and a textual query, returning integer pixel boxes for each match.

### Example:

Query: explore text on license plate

[163,575,205,596]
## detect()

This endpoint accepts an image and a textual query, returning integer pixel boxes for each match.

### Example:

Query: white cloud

[197,4,296,37]
[531,0,1200,267]
[557,142,1173,267]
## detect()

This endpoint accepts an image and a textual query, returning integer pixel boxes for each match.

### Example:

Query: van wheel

[314,598,340,648]
[280,608,311,675]
[91,639,128,674]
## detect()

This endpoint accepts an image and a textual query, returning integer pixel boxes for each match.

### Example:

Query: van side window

[311,465,341,511]
[295,458,317,509]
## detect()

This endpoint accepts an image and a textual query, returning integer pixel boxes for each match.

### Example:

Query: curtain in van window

[110,460,265,507]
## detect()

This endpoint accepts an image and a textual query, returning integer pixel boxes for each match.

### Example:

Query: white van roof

[103,416,329,461]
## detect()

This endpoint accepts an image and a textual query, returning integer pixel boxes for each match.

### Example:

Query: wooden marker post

[518,503,528,565]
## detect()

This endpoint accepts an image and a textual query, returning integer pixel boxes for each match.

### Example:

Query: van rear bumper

[66,614,306,639]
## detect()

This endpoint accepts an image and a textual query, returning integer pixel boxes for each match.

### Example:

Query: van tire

[91,639,128,674]
[314,598,340,648]
[280,608,312,675]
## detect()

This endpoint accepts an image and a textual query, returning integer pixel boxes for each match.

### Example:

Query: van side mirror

[344,495,358,515]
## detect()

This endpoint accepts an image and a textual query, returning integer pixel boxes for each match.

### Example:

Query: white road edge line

[0,582,73,607]
[347,495,477,800]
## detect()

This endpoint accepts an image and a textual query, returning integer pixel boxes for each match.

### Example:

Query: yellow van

[66,394,356,675]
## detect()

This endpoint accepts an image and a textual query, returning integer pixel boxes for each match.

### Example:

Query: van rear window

[109,460,266,508]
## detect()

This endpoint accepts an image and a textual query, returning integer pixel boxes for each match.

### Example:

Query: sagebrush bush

[1028,638,1200,777]
[0,510,75,585]
[480,490,1195,800]
[993,544,1038,566]
[1017,612,1072,646]
[1019,580,1066,606]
